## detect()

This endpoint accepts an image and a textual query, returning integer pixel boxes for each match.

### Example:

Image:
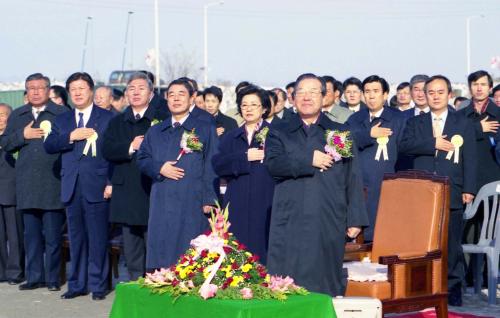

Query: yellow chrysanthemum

[225,271,233,278]
[241,264,252,273]
[207,252,219,259]
[230,275,243,287]
[265,274,270,283]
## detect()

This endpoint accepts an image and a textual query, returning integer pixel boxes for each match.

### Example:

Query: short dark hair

[272,87,287,101]
[467,70,493,88]
[236,85,271,119]
[25,73,50,89]
[285,82,295,90]
[50,85,68,106]
[267,89,278,105]
[396,82,410,91]
[334,80,344,97]
[139,70,155,85]
[362,75,390,93]
[321,75,336,88]
[235,81,251,93]
[342,77,362,91]
[389,95,398,107]
[424,75,452,94]
[203,86,223,103]
[168,78,195,96]
[65,72,94,91]
[178,77,198,92]
[492,84,500,95]
[454,96,467,105]
[112,88,124,101]
[293,73,326,97]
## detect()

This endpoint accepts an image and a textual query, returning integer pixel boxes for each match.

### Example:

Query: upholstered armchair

[344,170,450,318]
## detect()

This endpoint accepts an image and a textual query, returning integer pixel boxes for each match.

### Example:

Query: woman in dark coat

[212,86,275,264]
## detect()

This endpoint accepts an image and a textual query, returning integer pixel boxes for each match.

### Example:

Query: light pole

[81,16,92,71]
[154,0,161,94]
[121,11,134,71]
[466,14,484,76]
[203,1,224,87]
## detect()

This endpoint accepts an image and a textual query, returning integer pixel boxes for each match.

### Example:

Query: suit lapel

[86,106,100,130]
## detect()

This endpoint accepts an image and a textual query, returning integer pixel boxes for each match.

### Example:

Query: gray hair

[25,73,50,90]
[126,72,154,91]
[409,74,429,89]
[0,103,12,113]
[96,85,113,94]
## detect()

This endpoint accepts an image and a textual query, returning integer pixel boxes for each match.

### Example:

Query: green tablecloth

[110,283,336,318]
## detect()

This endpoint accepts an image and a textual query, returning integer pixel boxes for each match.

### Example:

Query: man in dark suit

[102,72,169,281]
[458,70,500,290]
[140,71,169,116]
[0,103,24,285]
[400,75,477,306]
[0,73,67,292]
[458,70,500,191]
[346,75,406,241]
[265,73,368,296]
[272,88,295,122]
[45,72,113,301]
[202,86,237,137]
[341,77,368,113]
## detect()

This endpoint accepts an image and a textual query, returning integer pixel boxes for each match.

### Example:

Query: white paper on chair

[343,261,388,282]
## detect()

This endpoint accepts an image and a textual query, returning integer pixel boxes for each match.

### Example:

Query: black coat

[212,121,275,264]
[0,148,16,206]
[149,93,169,115]
[400,111,477,209]
[0,102,67,210]
[458,100,500,189]
[264,113,368,296]
[191,106,215,125]
[102,105,170,226]
[214,112,238,136]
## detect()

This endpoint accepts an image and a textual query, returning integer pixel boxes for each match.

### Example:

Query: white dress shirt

[74,104,94,127]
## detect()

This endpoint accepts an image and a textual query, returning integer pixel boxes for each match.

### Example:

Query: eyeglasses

[27,86,47,92]
[295,90,322,97]
[241,104,262,110]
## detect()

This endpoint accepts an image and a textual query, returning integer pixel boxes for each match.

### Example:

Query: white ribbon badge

[83,132,98,157]
[446,135,463,164]
[375,136,389,161]
[40,120,52,140]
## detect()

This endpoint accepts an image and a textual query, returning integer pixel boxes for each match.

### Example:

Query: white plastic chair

[462,181,500,305]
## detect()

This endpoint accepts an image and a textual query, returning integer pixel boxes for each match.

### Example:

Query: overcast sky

[1,0,500,86]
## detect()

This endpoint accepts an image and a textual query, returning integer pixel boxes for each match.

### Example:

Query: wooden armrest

[345,242,372,253]
[379,250,441,265]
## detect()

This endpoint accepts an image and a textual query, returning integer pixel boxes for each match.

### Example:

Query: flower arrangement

[150,118,162,126]
[254,126,269,148]
[324,130,353,162]
[139,204,307,300]
[177,128,203,161]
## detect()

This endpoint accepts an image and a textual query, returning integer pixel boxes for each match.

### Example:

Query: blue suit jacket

[44,106,114,204]
[400,111,477,209]
[345,107,407,239]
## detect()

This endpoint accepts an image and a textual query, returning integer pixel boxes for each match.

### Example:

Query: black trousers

[448,208,465,291]
[0,205,24,280]
[122,225,147,281]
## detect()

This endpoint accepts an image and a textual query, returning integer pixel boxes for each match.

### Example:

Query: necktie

[173,122,180,128]
[34,110,40,120]
[77,112,84,128]
[419,110,425,115]
[433,117,443,137]
[370,115,376,122]
[135,113,141,121]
